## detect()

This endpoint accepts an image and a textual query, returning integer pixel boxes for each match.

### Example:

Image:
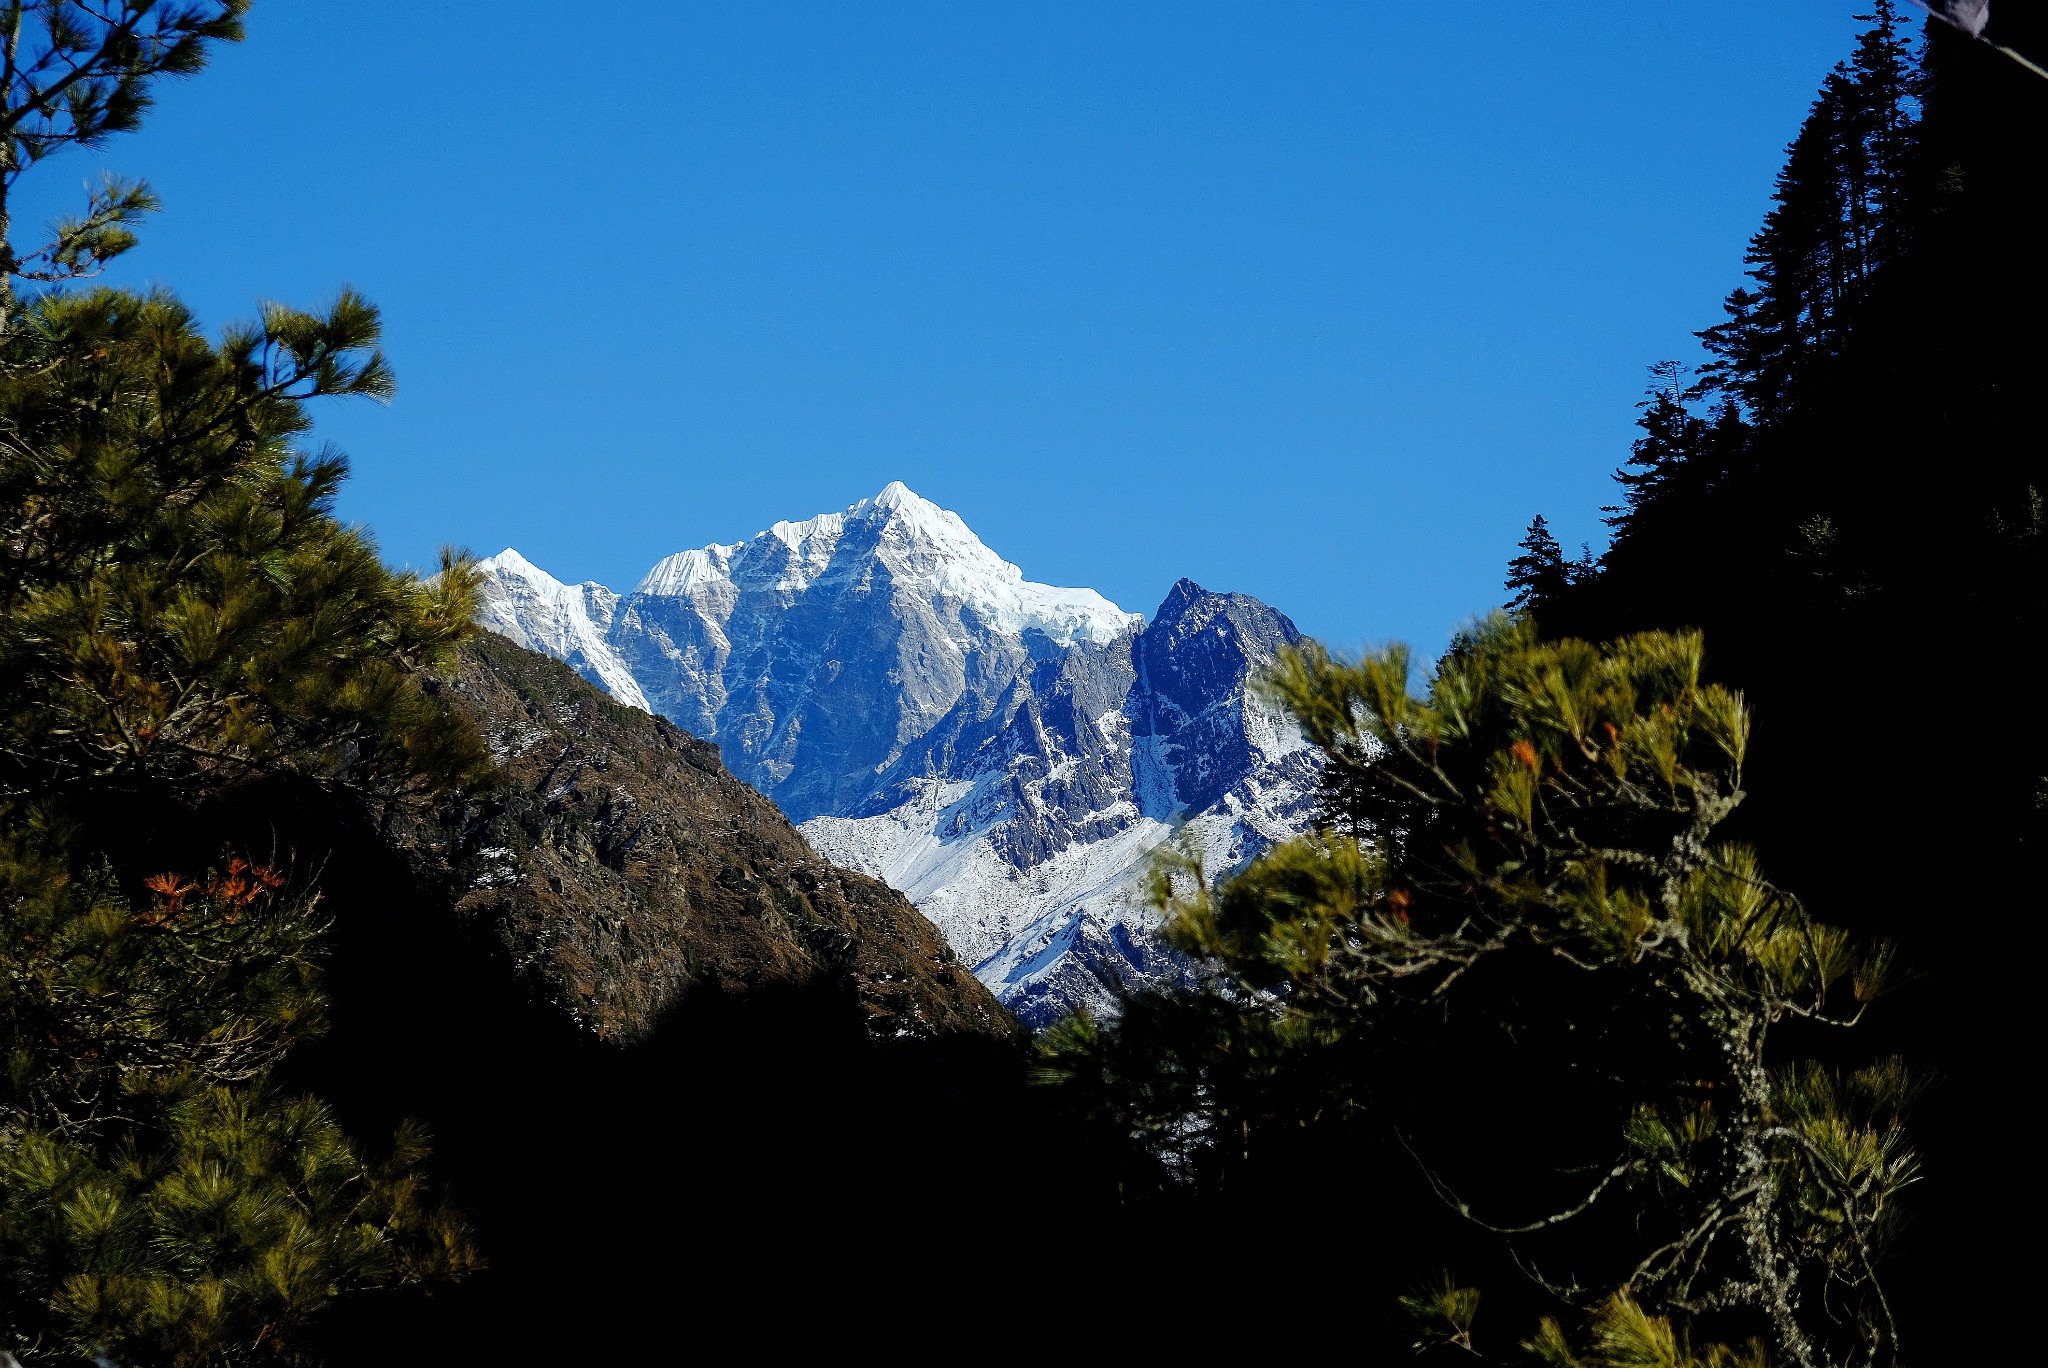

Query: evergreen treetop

[1693,1,1918,420]
[1504,514,1568,614]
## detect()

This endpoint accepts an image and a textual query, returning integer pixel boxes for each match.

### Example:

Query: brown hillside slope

[404,631,1011,1042]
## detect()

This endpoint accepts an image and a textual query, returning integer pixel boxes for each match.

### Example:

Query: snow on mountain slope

[474,550,650,712]
[802,741,1312,1025]
[473,485,1320,1024]
[800,574,1319,1024]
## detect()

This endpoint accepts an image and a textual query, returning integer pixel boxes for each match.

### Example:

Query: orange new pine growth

[206,857,283,907]
[139,860,282,925]
[141,873,197,922]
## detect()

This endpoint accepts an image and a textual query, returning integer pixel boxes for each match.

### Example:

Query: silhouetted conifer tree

[1504,515,1573,612]
[1694,1,1917,421]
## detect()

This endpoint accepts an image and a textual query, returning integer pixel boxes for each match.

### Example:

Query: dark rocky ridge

[405,631,1011,1042]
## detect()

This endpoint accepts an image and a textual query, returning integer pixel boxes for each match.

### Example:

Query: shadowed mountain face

[478,484,1319,1024]
[404,632,1012,1041]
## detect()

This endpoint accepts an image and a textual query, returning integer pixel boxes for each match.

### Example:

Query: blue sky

[20,2,1872,657]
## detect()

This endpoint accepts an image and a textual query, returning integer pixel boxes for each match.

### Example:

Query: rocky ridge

[409,631,1011,1041]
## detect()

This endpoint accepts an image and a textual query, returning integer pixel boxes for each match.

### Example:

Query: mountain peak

[871,479,920,511]
[1152,576,1220,626]
[634,544,736,598]
[744,484,1139,647]
[473,550,648,711]
[857,481,959,545]
[478,547,554,586]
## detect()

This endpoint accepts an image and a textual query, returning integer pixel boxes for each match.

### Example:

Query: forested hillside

[1394,5,2039,1357]
[1510,6,2041,1352]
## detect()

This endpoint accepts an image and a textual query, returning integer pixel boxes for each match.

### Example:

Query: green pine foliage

[0,286,487,807]
[1528,1294,1766,1368]
[1401,1273,1481,1356]
[2,5,487,1361]
[3,1080,472,1364]
[1,2,250,325]
[1040,619,1911,1366]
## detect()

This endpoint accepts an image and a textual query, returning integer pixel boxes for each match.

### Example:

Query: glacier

[475,483,1319,1025]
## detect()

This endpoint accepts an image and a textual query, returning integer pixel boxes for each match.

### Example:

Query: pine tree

[1692,2,1917,421]
[1042,620,1911,1366]
[1504,514,1573,613]
[1611,361,1697,519]
[1,6,487,1361]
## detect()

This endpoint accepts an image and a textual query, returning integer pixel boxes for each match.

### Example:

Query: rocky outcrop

[408,632,1012,1042]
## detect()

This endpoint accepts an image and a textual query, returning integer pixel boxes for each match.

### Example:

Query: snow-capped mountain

[471,548,649,712]
[474,483,1319,1025]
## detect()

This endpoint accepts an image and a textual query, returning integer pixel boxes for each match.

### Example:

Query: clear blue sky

[19,2,1872,657]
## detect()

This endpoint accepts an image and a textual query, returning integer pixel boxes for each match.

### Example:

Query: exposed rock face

[475,484,1319,1026]
[1139,578,1308,814]
[410,632,1012,1041]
